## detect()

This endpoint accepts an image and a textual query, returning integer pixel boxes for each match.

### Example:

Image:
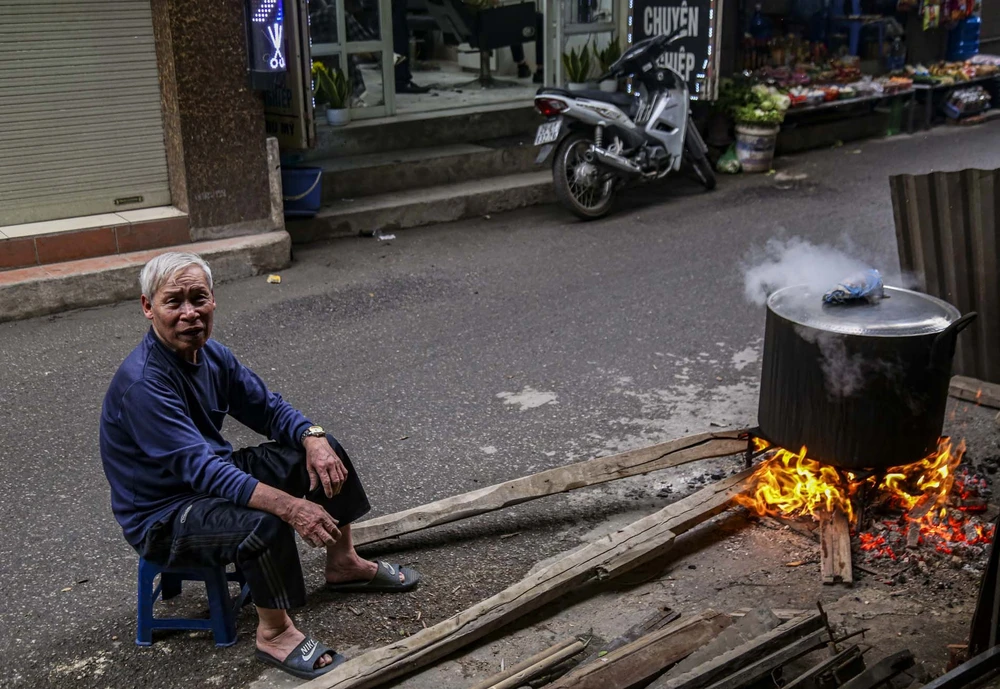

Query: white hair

[140,252,214,300]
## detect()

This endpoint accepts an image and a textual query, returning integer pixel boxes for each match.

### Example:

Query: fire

[734,440,855,522]
[737,436,995,560]
[879,438,961,512]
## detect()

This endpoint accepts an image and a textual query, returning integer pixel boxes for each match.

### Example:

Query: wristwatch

[301,425,326,442]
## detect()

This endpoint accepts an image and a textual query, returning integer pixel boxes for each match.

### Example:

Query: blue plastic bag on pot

[823,269,885,305]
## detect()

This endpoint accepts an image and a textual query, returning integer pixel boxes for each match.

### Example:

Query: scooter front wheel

[552,133,616,220]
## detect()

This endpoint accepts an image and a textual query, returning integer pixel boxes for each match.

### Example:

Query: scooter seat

[537,87,637,117]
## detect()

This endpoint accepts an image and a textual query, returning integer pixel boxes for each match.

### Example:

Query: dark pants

[140,438,371,610]
[392,0,413,85]
[510,12,545,65]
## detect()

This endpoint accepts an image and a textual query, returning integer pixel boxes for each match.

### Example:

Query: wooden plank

[700,629,829,689]
[729,609,810,621]
[353,431,749,546]
[301,470,754,689]
[950,375,1000,410]
[783,645,864,689]
[819,510,853,585]
[838,650,915,689]
[646,612,826,689]
[471,638,586,689]
[544,612,733,689]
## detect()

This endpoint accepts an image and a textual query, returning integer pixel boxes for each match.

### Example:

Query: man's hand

[286,498,342,547]
[304,436,348,498]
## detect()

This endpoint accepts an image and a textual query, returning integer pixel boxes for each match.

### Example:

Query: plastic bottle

[947,14,981,62]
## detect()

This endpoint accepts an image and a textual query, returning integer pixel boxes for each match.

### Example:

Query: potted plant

[313,61,351,126]
[561,44,592,91]
[732,84,790,173]
[593,39,622,92]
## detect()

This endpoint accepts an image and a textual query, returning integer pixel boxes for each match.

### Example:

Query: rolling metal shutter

[0,0,170,227]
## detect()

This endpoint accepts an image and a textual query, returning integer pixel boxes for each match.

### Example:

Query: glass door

[541,0,622,86]
[308,0,396,118]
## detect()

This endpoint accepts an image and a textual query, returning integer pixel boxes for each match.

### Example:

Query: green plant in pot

[593,39,621,92]
[732,84,790,173]
[313,61,352,126]
[561,44,592,91]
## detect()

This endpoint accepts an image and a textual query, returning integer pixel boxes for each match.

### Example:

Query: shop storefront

[710,0,998,156]
[0,0,171,227]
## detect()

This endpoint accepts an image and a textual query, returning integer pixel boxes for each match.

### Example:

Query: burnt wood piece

[544,612,732,689]
[782,645,865,689]
[470,638,587,689]
[646,612,827,689]
[300,470,755,689]
[950,376,1000,409]
[820,510,853,585]
[588,608,682,660]
[921,645,1000,689]
[837,650,915,689]
[906,499,937,549]
[353,431,749,546]
[700,629,830,689]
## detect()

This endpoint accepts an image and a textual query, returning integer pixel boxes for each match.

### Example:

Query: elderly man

[100,252,420,680]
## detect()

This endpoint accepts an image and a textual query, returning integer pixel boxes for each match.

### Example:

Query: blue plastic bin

[947,15,981,62]
[281,166,323,217]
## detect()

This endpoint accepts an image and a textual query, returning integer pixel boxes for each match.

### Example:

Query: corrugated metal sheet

[0,0,170,226]
[891,168,1000,383]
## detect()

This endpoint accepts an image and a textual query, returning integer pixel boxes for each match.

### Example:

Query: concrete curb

[320,143,540,202]
[0,231,291,323]
[289,172,555,243]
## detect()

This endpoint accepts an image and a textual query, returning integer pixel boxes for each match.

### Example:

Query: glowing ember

[737,437,996,560]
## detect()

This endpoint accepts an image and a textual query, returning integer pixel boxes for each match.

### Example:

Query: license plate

[534,119,561,146]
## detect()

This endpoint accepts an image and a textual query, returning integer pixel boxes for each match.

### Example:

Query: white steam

[743,237,881,306]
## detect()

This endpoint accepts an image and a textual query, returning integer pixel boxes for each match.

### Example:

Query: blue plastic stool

[136,557,251,647]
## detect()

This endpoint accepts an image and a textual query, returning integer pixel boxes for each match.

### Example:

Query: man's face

[141,266,216,362]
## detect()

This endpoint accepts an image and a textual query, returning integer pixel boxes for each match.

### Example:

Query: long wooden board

[544,612,733,689]
[302,470,754,689]
[353,430,749,546]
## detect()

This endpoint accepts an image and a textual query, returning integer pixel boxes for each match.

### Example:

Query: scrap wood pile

[298,431,948,689]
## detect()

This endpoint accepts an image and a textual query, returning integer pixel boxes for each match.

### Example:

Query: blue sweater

[100,329,313,548]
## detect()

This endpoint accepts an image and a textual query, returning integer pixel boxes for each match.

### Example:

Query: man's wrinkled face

[141,266,216,363]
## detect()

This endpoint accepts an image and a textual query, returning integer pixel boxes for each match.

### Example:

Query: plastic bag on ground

[717,144,741,174]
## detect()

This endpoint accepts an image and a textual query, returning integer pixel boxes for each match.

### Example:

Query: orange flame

[734,440,855,522]
[737,438,964,525]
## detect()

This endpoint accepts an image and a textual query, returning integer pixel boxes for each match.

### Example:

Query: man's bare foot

[257,619,334,669]
[325,555,404,585]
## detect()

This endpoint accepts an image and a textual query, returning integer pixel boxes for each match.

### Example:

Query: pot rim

[766,284,962,337]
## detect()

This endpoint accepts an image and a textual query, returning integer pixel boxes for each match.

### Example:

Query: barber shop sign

[629,0,721,100]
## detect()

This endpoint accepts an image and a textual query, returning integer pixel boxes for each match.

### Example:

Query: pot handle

[929,312,978,369]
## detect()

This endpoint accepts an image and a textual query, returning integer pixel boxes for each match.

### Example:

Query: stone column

[151,0,281,241]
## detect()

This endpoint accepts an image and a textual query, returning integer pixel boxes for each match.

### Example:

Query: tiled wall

[0,210,190,271]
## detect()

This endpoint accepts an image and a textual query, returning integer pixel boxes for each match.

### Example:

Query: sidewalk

[0,231,291,323]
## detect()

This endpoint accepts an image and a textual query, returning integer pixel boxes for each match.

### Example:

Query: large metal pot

[757,285,977,471]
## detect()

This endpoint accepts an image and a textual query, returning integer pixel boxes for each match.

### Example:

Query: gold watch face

[306,425,325,436]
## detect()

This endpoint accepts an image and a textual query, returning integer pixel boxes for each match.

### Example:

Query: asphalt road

[1,120,999,689]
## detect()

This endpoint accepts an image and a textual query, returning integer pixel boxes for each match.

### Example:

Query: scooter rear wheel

[553,133,616,220]
[685,128,717,191]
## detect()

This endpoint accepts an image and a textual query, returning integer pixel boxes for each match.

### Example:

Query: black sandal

[255,635,346,680]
